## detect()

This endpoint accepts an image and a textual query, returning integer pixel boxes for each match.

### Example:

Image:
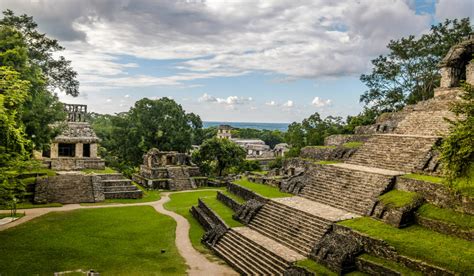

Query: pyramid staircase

[198,92,459,274]
[167,166,195,190]
[97,173,143,199]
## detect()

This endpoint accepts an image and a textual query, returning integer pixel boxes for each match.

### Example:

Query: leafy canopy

[360,18,472,113]
[192,138,246,176]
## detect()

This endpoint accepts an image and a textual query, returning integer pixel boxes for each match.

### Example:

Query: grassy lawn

[81,167,117,174]
[0,202,63,210]
[295,259,336,276]
[339,217,474,273]
[164,189,225,260]
[200,197,243,228]
[401,173,444,184]
[233,178,292,198]
[416,204,474,230]
[0,213,25,219]
[221,190,246,204]
[378,190,420,208]
[0,206,186,275]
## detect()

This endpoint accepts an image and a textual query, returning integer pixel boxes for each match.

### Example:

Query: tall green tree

[360,18,472,113]
[90,98,203,167]
[192,138,246,176]
[0,10,71,150]
[439,82,474,187]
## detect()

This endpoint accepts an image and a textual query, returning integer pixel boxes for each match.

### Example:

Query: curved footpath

[0,191,237,276]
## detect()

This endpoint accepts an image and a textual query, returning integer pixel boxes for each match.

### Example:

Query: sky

[1,0,473,123]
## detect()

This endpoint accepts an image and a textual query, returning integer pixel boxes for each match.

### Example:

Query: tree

[345,108,378,133]
[0,11,70,150]
[88,98,203,168]
[192,138,246,176]
[360,18,472,113]
[284,112,347,156]
[232,128,285,149]
[439,82,474,186]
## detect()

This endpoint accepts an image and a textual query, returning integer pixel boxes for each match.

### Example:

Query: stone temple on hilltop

[36,104,105,171]
[190,37,474,275]
[133,148,207,190]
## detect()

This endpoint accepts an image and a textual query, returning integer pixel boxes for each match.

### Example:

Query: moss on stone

[342,142,364,148]
[314,160,341,165]
[378,190,420,208]
[338,217,474,273]
[82,167,117,174]
[358,254,422,275]
[417,204,474,230]
[295,259,336,276]
[401,173,444,184]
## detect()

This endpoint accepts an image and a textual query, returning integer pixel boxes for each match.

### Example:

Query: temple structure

[133,148,206,190]
[38,104,105,171]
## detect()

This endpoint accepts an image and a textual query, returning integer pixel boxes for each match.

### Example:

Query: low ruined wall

[227,182,266,202]
[35,174,103,204]
[395,177,474,215]
[50,158,105,171]
[217,191,242,212]
[324,134,370,146]
[300,146,357,161]
[415,215,473,241]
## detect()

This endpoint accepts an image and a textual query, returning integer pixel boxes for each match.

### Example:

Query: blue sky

[3,0,473,123]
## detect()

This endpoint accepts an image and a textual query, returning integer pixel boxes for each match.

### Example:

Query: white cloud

[198,93,252,107]
[124,94,130,98]
[435,0,473,21]
[311,97,332,107]
[266,100,277,106]
[283,100,294,108]
[106,98,112,103]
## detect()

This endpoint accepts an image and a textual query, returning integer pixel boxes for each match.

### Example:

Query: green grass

[339,217,474,273]
[402,173,444,184]
[307,145,337,149]
[221,190,246,204]
[344,272,369,276]
[417,204,474,230]
[378,190,420,208]
[233,178,292,198]
[0,202,63,210]
[81,167,117,174]
[358,254,421,275]
[314,160,341,165]
[200,197,243,228]
[0,212,25,219]
[295,259,336,276]
[251,170,269,175]
[0,206,186,275]
[164,189,225,259]
[342,142,363,148]
[451,170,474,197]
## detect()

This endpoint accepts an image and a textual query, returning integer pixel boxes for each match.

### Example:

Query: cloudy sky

[2,0,472,123]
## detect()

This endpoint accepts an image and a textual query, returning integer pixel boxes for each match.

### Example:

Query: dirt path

[0,191,237,275]
[153,193,237,275]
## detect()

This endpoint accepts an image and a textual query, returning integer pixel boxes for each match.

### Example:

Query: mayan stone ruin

[133,148,207,190]
[190,37,474,275]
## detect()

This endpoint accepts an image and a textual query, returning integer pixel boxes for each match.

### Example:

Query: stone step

[103,190,142,199]
[101,179,132,187]
[346,134,439,172]
[300,165,393,215]
[213,228,299,275]
[103,186,140,192]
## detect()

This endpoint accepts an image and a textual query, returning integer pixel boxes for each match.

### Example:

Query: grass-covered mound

[0,206,186,275]
[339,217,474,273]
[81,184,160,206]
[417,204,474,230]
[164,189,225,258]
[233,178,292,198]
[295,259,336,275]
[401,173,444,184]
[378,190,420,208]
[200,197,243,228]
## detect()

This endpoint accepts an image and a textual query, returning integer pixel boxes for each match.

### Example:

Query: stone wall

[35,173,102,204]
[300,146,357,161]
[395,177,474,215]
[324,134,370,146]
[217,191,243,212]
[50,158,105,171]
[227,182,266,202]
